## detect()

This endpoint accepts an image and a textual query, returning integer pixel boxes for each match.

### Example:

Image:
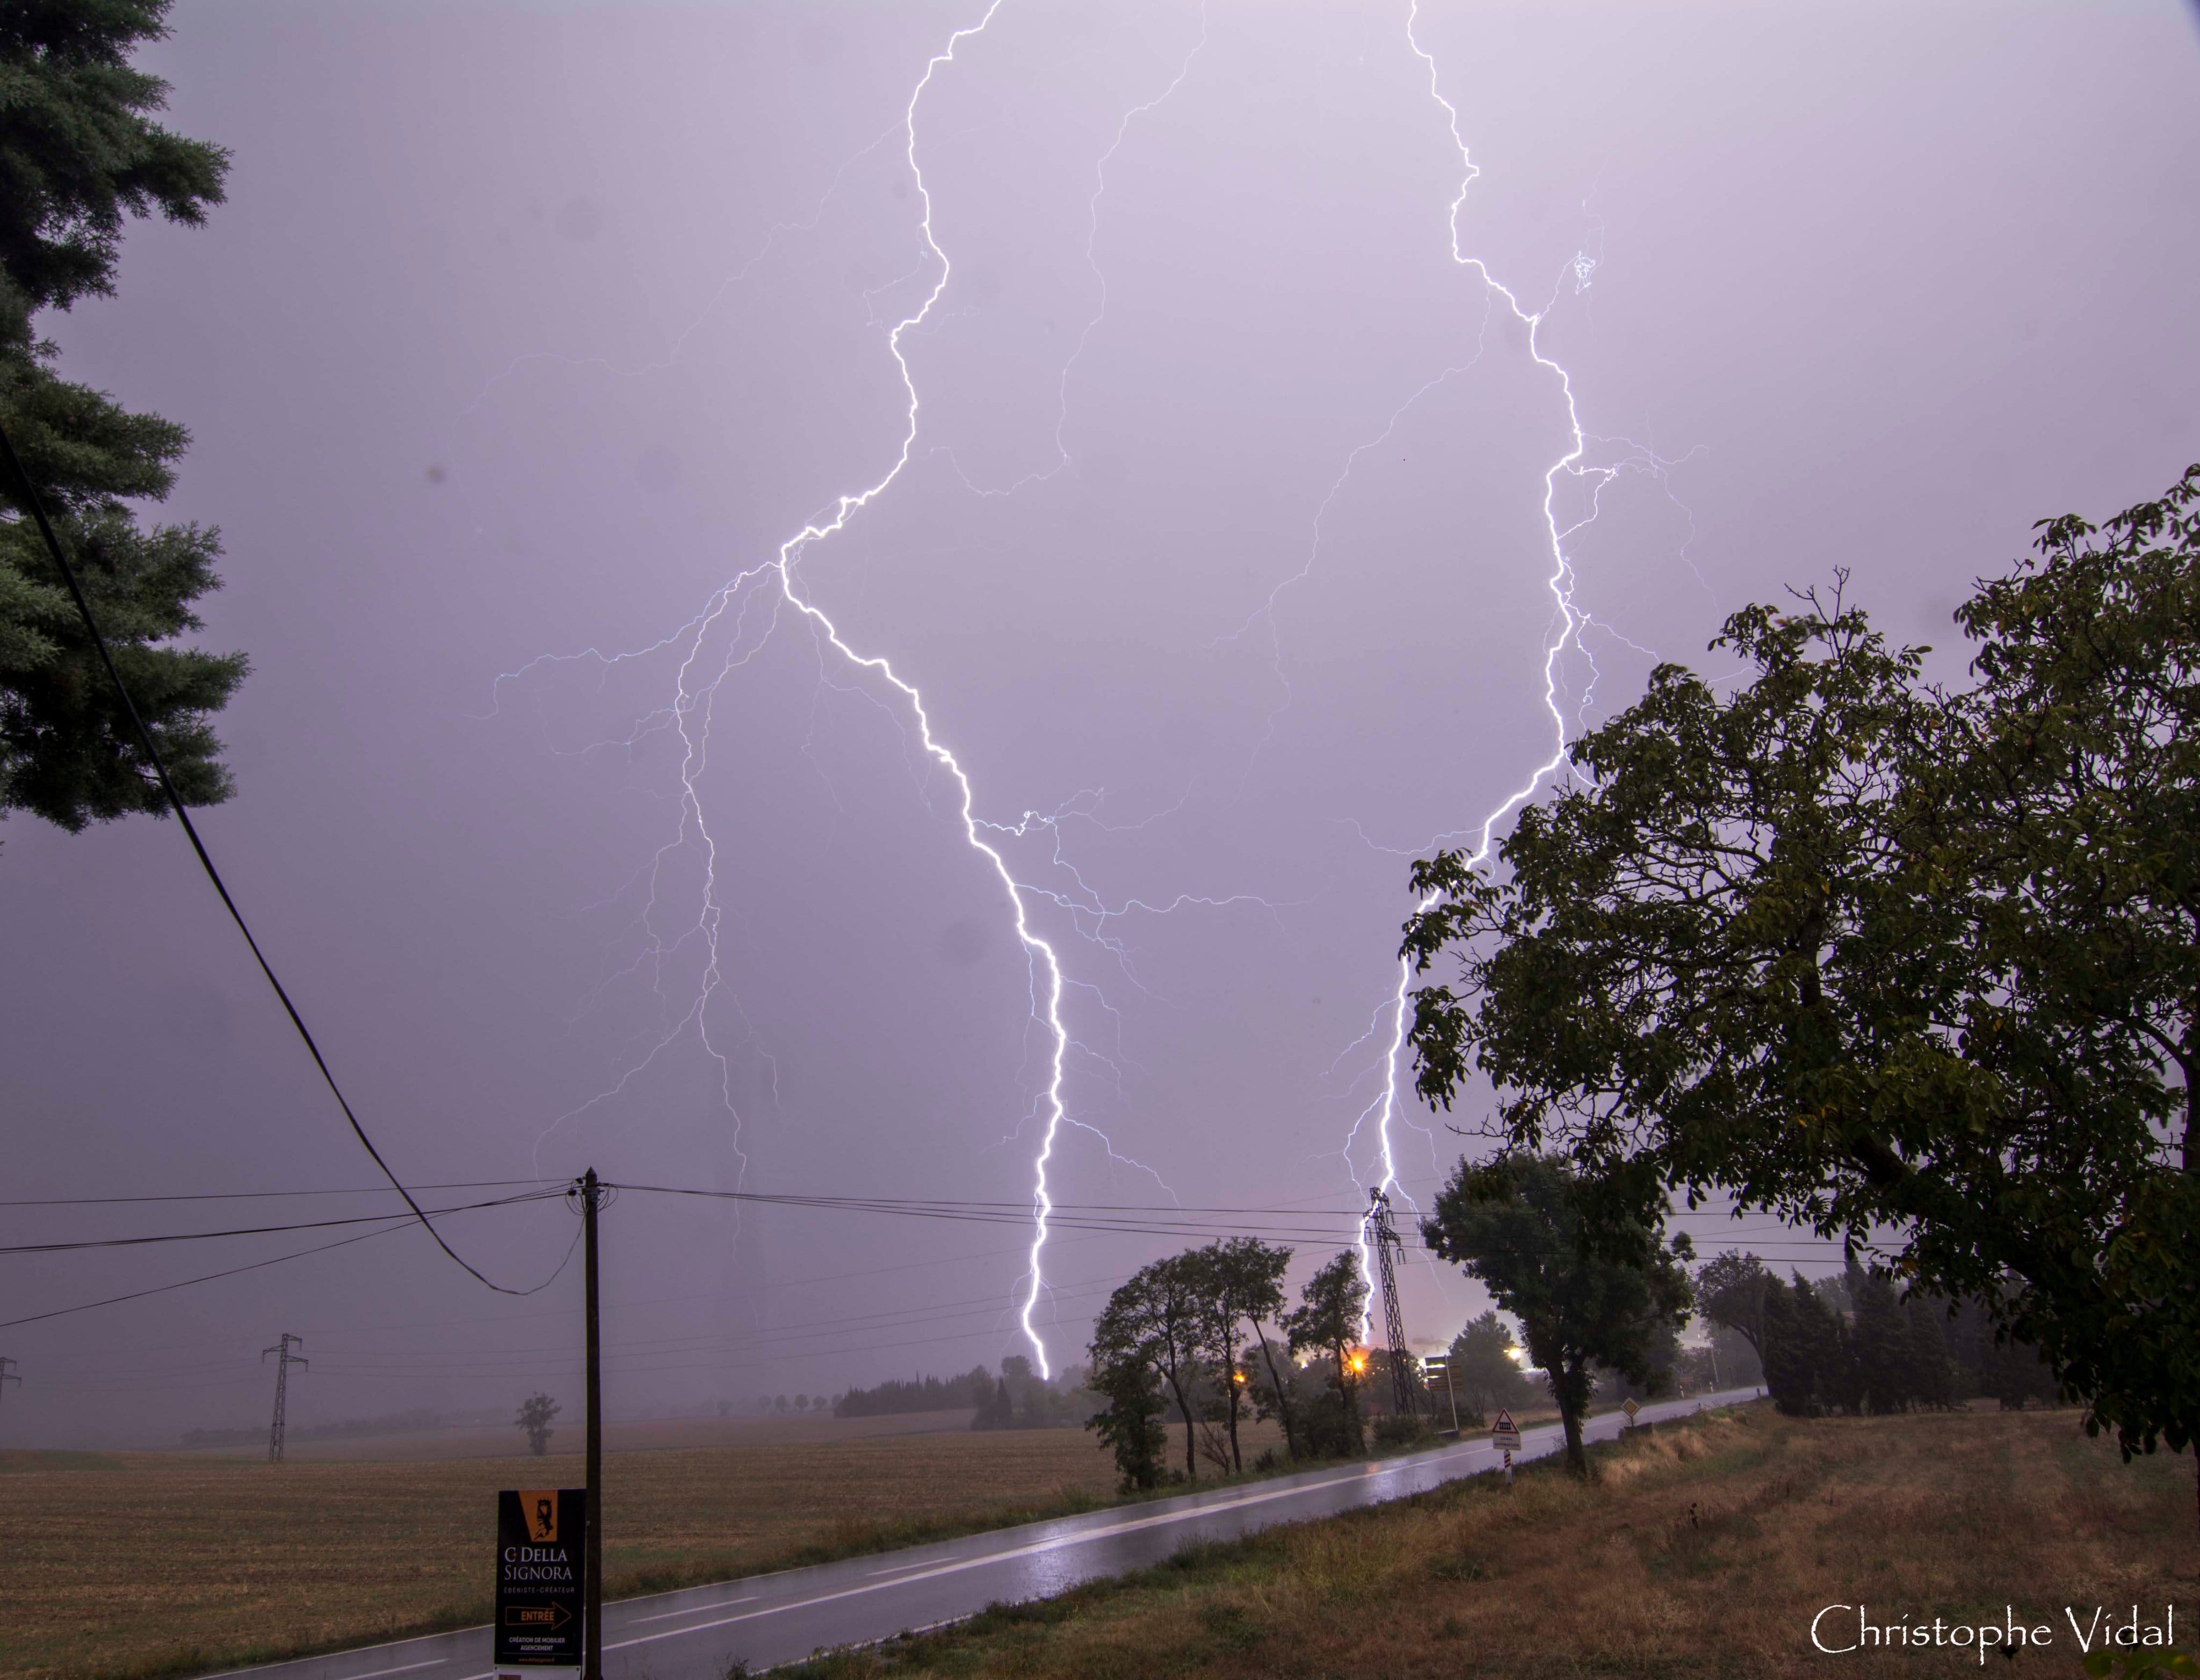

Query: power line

[0,1213,585,1333]
[0,1226,407,1331]
[0,1166,1858,1342]
[0,416,538,1298]
[0,1189,567,1256]
[0,1180,558,1209]
[605,1184,1422,1246]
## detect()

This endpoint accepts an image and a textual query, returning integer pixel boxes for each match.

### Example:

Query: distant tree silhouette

[516,1393,560,1456]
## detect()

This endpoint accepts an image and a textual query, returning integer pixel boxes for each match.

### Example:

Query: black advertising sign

[495,1488,587,1669]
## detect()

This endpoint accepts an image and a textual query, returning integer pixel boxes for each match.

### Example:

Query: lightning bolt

[1327,3,1624,1332]
[497,2,1224,1379]
[496,2,1698,1370]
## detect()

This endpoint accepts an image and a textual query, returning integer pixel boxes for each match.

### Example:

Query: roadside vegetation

[783,1405,2197,1680]
[1402,469,2200,1465]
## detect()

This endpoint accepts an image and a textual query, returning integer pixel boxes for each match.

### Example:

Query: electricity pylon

[263,1333,307,1462]
[0,1356,19,1424]
[1366,1188,1419,1418]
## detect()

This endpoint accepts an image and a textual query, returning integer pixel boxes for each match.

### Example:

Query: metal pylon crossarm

[1366,1189,1418,1418]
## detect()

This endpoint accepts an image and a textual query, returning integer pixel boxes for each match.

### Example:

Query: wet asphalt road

[200,1388,1762,1680]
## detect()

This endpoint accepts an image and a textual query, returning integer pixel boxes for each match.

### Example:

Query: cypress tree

[1851,1269,1911,1414]
[1761,1276,1815,1416]
[1793,1271,1858,1414]
[1903,1297,1956,1410]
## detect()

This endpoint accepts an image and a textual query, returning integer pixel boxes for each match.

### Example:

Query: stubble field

[1,1414,1132,1680]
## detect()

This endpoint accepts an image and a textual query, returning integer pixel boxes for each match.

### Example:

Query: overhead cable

[0,416,544,1296]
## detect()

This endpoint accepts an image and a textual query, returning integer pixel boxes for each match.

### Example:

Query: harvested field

[790,1407,2199,1680]
[0,1422,1131,1680]
[170,1406,989,1463]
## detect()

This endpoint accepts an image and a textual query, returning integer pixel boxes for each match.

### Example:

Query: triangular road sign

[1492,1409,1515,1434]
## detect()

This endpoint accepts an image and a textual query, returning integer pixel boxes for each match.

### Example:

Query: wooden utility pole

[580,1168,603,1680]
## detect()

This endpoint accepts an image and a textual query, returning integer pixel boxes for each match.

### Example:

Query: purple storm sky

[2,0,2196,1445]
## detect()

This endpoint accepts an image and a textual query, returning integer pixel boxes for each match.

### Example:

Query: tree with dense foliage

[1402,477,2200,1463]
[1084,1334,1168,1491]
[1694,1252,1774,1363]
[515,1392,559,1456]
[1282,1249,1367,1457]
[1087,1254,1208,1483]
[1850,1267,1913,1415]
[1,0,247,829]
[1422,1153,1693,1475]
[1442,1309,1533,1426]
[1916,469,2200,1458]
[1186,1237,1294,1471]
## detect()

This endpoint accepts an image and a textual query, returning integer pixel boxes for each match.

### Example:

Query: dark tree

[969,1375,1014,1431]
[1188,1237,1294,1471]
[1443,1308,1533,1426]
[1282,1250,1368,1457]
[1088,1279,1174,1491]
[1800,1276,1862,1415]
[1,1,246,830]
[1421,1154,1693,1475]
[1600,1317,1682,1407]
[1850,1267,1911,1414]
[1695,1253,1775,1363]
[1401,498,2200,1460]
[1089,1255,1207,1483]
[1923,467,2200,1457]
[1903,1297,1956,1411]
[516,1392,559,1457]
[1759,1278,1813,1416]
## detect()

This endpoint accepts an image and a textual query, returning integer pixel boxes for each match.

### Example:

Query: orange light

[1233,1371,1248,1384]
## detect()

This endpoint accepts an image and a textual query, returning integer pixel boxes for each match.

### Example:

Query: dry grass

[0,1425,1128,1680]
[167,1407,997,1464]
[791,1407,2199,1680]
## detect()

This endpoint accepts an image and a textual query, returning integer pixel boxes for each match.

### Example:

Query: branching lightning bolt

[500,3,1221,1379]
[1328,4,1622,1331]
[494,1,1702,1368]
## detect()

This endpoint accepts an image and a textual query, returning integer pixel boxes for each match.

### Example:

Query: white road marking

[200,1393,1757,1678]
[605,1445,1504,1653]
[630,1595,759,1624]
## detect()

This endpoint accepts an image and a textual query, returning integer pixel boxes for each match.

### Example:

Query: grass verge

[777,1407,2198,1680]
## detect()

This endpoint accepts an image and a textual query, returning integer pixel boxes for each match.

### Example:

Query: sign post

[1623,1396,1641,1430]
[1490,1407,1521,1487]
[495,1487,587,1679]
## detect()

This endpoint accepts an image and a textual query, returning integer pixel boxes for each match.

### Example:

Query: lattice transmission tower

[1365,1188,1419,1418]
[263,1333,307,1463]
